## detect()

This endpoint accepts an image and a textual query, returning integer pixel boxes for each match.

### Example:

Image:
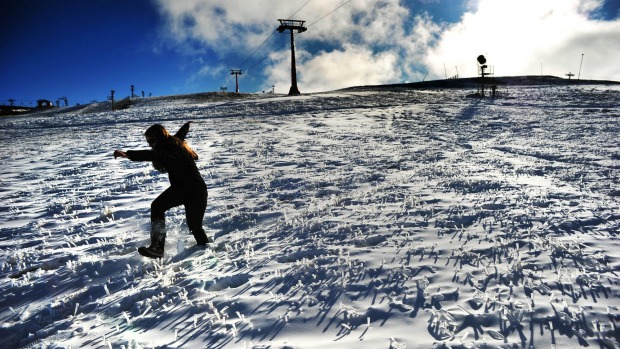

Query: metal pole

[481,66,485,97]
[277,19,306,95]
[289,30,300,95]
[578,54,584,81]
[230,70,243,93]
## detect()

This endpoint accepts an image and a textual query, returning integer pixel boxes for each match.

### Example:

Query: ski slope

[1,85,619,348]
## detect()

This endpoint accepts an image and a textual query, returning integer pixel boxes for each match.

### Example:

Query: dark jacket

[127,123,206,192]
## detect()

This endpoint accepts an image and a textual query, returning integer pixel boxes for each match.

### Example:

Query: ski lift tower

[231,70,243,93]
[277,19,306,96]
[57,96,68,107]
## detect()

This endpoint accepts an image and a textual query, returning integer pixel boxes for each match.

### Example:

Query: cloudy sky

[1,0,619,105]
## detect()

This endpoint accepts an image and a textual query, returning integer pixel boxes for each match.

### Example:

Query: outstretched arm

[113,150,155,161]
[175,121,193,141]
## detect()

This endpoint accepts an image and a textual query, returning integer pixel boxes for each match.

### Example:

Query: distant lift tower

[231,70,243,93]
[277,19,307,96]
[56,96,68,107]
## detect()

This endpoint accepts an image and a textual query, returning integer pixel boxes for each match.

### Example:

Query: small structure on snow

[37,99,54,108]
[477,55,495,97]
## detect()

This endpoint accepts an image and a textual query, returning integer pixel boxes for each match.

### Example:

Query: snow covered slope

[1,85,619,348]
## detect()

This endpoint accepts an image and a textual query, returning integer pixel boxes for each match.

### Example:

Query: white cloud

[154,0,620,92]
[424,0,620,80]
[261,50,291,93]
[189,63,227,82]
[154,0,414,91]
[305,46,400,90]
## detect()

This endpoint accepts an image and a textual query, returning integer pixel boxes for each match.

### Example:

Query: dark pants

[151,186,209,246]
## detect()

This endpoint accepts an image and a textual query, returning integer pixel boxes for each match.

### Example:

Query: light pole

[578,54,584,81]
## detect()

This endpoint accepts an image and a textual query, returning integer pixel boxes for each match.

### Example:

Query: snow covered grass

[1,85,619,348]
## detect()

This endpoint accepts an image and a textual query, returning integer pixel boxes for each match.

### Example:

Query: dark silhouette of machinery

[277,19,307,96]
[477,55,494,96]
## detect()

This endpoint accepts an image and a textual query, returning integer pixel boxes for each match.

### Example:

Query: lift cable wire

[245,0,353,72]
[288,0,313,19]
[237,32,276,69]
[246,37,290,73]
[227,0,353,90]
[307,0,352,28]
[237,0,313,70]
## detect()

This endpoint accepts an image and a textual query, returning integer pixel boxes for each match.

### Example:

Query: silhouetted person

[114,122,209,258]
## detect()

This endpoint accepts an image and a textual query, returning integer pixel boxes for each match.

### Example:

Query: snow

[1,85,619,349]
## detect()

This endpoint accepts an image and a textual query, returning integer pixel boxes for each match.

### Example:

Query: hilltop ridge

[341,75,620,92]
[3,75,619,117]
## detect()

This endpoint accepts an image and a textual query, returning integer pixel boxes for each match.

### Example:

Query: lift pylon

[230,70,243,93]
[277,19,307,96]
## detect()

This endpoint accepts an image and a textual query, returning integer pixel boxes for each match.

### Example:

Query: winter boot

[139,220,166,258]
[192,229,210,246]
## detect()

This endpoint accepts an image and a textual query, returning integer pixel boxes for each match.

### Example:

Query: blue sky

[1,0,619,106]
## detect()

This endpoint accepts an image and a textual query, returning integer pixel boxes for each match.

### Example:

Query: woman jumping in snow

[114,122,210,258]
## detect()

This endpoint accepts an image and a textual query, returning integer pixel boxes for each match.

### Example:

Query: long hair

[144,124,198,172]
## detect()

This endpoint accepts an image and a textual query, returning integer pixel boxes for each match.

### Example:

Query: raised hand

[114,150,128,159]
